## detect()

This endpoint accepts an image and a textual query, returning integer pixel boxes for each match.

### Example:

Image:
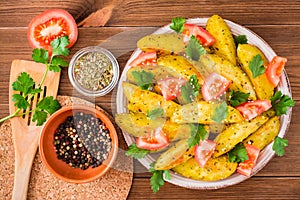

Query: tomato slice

[202,72,231,102]
[129,52,157,67]
[27,9,78,52]
[266,56,287,87]
[183,23,215,46]
[194,139,217,168]
[236,100,272,120]
[157,77,187,101]
[237,144,260,177]
[136,128,169,151]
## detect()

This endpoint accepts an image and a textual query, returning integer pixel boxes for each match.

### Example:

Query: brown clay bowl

[39,105,118,184]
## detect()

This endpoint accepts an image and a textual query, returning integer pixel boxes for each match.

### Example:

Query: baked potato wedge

[243,116,280,150]
[154,139,194,170]
[170,101,243,124]
[123,82,180,118]
[199,54,256,100]
[206,14,237,65]
[172,155,237,181]
[237,44,275,100]
[213,114,270,157]
[137,33,185,55]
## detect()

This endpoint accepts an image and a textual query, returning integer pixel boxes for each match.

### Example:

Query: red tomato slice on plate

[202,72,231,102]
[194,139,217,168]
[266,56,287,87]
[237,144,260,177]
[136,128,169,151]
[129,52,157,67]
[27,9,78,52]
[183,23,215,46]
[236,100,272,120]
[157,77,187,101]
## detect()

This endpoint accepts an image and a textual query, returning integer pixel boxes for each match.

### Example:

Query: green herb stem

[38,64,49,89]
[0,108,21,123]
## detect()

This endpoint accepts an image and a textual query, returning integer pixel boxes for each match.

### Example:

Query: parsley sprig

[131,70,155,90]
[170,17,186,33]
[234,35,248,46]
[0,36,70,125]
[125,144,150,159]
[212,101,228,123]
[186,35,206,61]
[149,162,171,193]
[270,91,295,116]
[180,75,201,103]
[228,90,250,107]
[188,124,208,148]
[272,136,288,156]
[228,143,248,163]
[249,54,265,78]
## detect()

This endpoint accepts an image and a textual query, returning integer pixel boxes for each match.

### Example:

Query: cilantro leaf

[170,17,186,33]
[125,144,150,159]
[29,88,43,95]
[272,136,288,156]
[270,91,295,116]
[50,36,70,58]
[147,108,164,120]
[249,54,265,78]
[180,75,200,103]
[12,94,30,110]
[234,35,248,45]
[49,57,69,72]
[228,143,248,162]
[188,124,208,148]
[186,35,206,61]
[229,90,250,107]
[132,70,155,90]
[149,162,169,193]
[212,101,228,123]
[12,72,35,96]
[32,48,49,64]
[32,110,48,126]
[37,96,61,115]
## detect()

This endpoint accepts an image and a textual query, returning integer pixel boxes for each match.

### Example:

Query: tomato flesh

[136,128,169,151]
[237,144,260,177]
[28,9,78,52]
[183,23,215,46]
[236,100,272,120]
[129,52,157,67]
[157,77,187,101]
[266,56,287,87]
[202,72,231,102]
[194,139,217,168]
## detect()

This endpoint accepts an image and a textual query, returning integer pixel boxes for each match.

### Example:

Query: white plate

[116,18,293,189]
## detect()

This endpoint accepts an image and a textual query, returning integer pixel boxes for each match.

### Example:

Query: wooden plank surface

[0,0,300,199]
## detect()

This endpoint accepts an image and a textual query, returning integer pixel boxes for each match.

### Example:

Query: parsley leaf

[212,101,228,123]
[32,110,48,126]
[270,91,295,116]
[12,94,30,110]
[228,143,248,162]
[186,35,206,61]
[272,136,288,156]
[32,48,49,64]
[229,90,250,107]
[170,17,186,33]
[132,70,154,90]
[147,108,164,120]
[249,54,265,78]
[149,162,170,193]
[49,57,69,72]
[50,36,70,58]
[188,124,208,148]
[234,35,248,45]
[12,72,35,96]
[36,96,61,115]
[180,75,200,103]
[125,144,150,159]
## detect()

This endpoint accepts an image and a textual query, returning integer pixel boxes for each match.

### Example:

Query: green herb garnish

[234,35,248,45]
[125,144,150,159]
[188,124,208,148]
[147,108,164,120]
[180,74,200,103]
[229,90,250,107]
[249,54,265,78]
[170,17,186,33]
[228,143,249,162]
[131,70,155,90]
[186,35,206,61]
[272,136,288,156]
[149,162,170,193]
[212,101,228,123]
[270,91,295,116]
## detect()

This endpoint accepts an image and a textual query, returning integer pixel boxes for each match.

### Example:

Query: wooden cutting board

[0,96,133,200]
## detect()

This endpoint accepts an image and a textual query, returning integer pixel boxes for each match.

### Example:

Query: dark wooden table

[0,0,300,199]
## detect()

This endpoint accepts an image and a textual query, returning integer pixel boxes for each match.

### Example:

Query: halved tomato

[157,77,187,101]
[266,56,287,87]
[237,144,260,177]
[27,9,78,52]
[236,100,272,120]
[183,23,215,46]
[202,72,231,102]
[194,139,217,168]
[136,128,169,151]
[129,51,157,67]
